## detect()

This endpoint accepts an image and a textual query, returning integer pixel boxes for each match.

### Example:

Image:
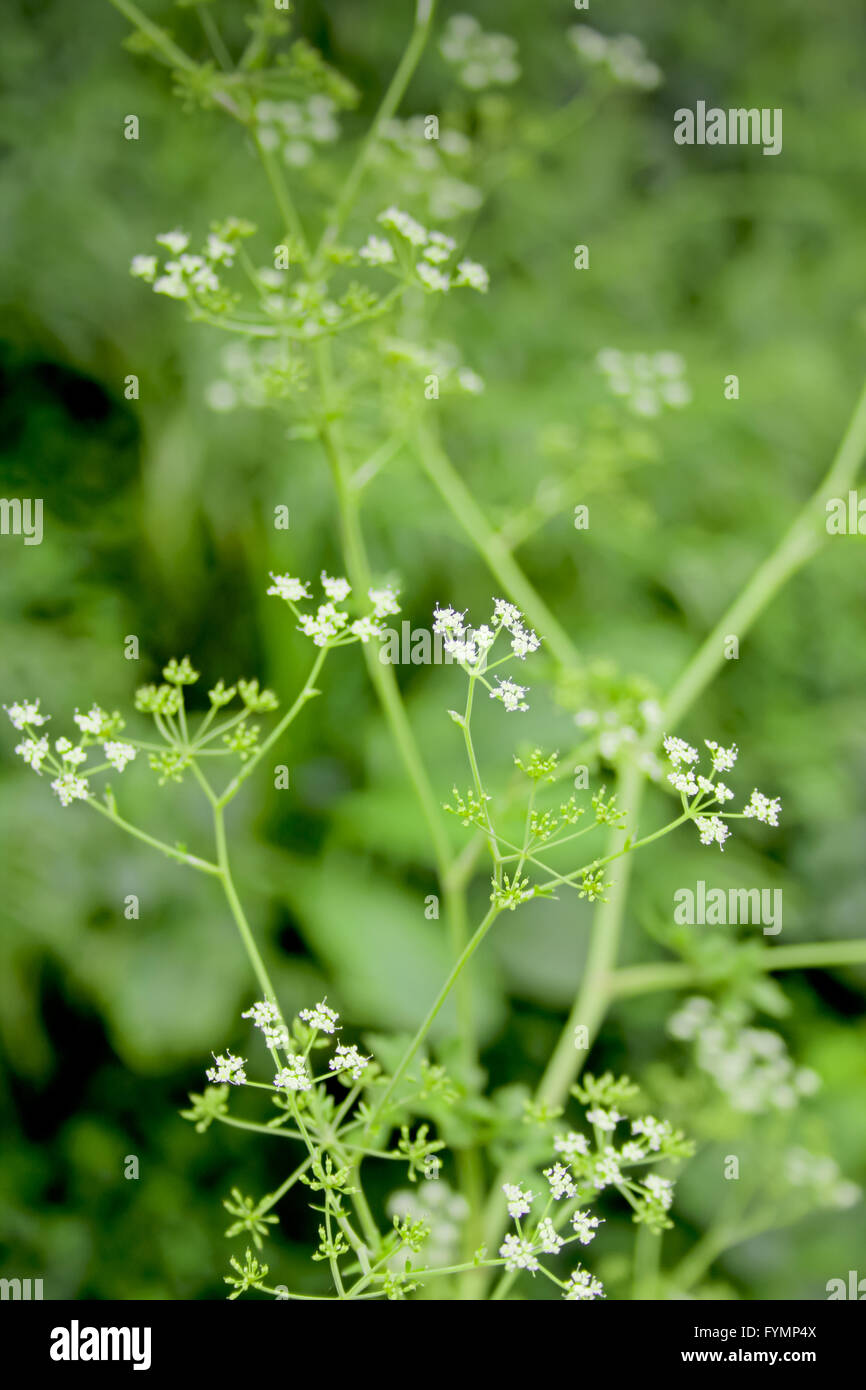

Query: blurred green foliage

[1,0,865,1299]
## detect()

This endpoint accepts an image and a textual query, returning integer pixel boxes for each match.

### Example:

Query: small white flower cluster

[439,14,520,91]
[131,227,237,301]
[497,1180,604,1296]
[274,1055,311,1093]
[254,95,340,167]
[211,997,371,1095]
[668,996,821,1114]
[365,207,490,295]
[299,999,340,1034]
[242,1000,290,1051]
[569,26,662,90]
[432,598,541,713]
[206,1052,247,1086]
[7,700,136,807]
[328,1043,371,1081]
[596,348,690,416]
[267,572,400,647]
[661,734,781,852]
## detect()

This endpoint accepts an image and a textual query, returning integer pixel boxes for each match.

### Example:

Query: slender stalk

[87,798,221,875]
[366,903,501,1130]
[314,0,437,260]
[611,938,866,999]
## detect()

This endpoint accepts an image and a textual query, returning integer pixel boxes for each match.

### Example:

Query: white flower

[695,814,731,850]
[668,770,698,797]
[5,700,48,730]
[350,616,383,643]
[510,624,540,659]
[714,782,734,802]
[499,1234,539,1272]
[274,1055,311,1092]
[433,604,466,636]
[563,1266,604,1300]
[368,585,401,618]
[440,15,520,91]
[154,272,191,300]
[74,705,108,736]
[591,1148,622,1190]
[320,572,351,602]
[662,734,699,766]
[103,741,136,772]
[492,599,522,630]
[553,1131,590,1162]
[457,367,485,394]
[206,1051,247,1085]
[544,1162,578,1200]
[267,573,312,603]
[502,1183,535,1220]
[490,677,529,713]
[454,258,489,292]
[377,206,428,247]
[298,603,349,646]
[586,1106,623,1132]
[705,739,738,773]
[51,772,89,807]
[15,736,49,771]
[621,1141,646,1162]
[241,1000,289,1049]
[155,229,189,255]
[535,1217,563,1254]
[328,1044,371,1081]
[631,1116,669,1152]
[417,262,451,293]
[643,1174,674,1210]
[571,1210,603,1245]
[743,789,782,826]
[130,254,157,282]
[205,233,235,265]
[299,1000,340,1034]
[359,235,396,266]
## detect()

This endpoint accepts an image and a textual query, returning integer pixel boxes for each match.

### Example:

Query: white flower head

[705,739,738,773]
[631,1116,669,1152]
[571,1210,603,1245]
[377,206,428,247]
[155,229,189,255]
[74,705,109,736]
[321,572,352,602]
[359,234,396,266]
[668,770,699,797]
[274,1055,311,1092]
[510,624,540,659]
[695,814,731,850]
[553,1131,590,1162]
[130,254,158,282]
[267,572,312,603]
[51,772,89,807]
[502,1183,535,1220]
[103,741,136,772]
[564,1266,605,1300]
[743,789,782,827]
[454,258,489,292]
[5,700,48,730]
[499,1234,539,1273]
[350,616,383,643]
[586,1106,624,1132]
[490,677,529,713]
[535,1217,563,1254]
[15,736,49,771]
[663,734,699,767]
[328,1044,371,1081]
[206,1051,247,1086]
[299,1000,340,1034]
[368,585,401,619]
[433,604,466,636]
[544,1162,578,1200]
